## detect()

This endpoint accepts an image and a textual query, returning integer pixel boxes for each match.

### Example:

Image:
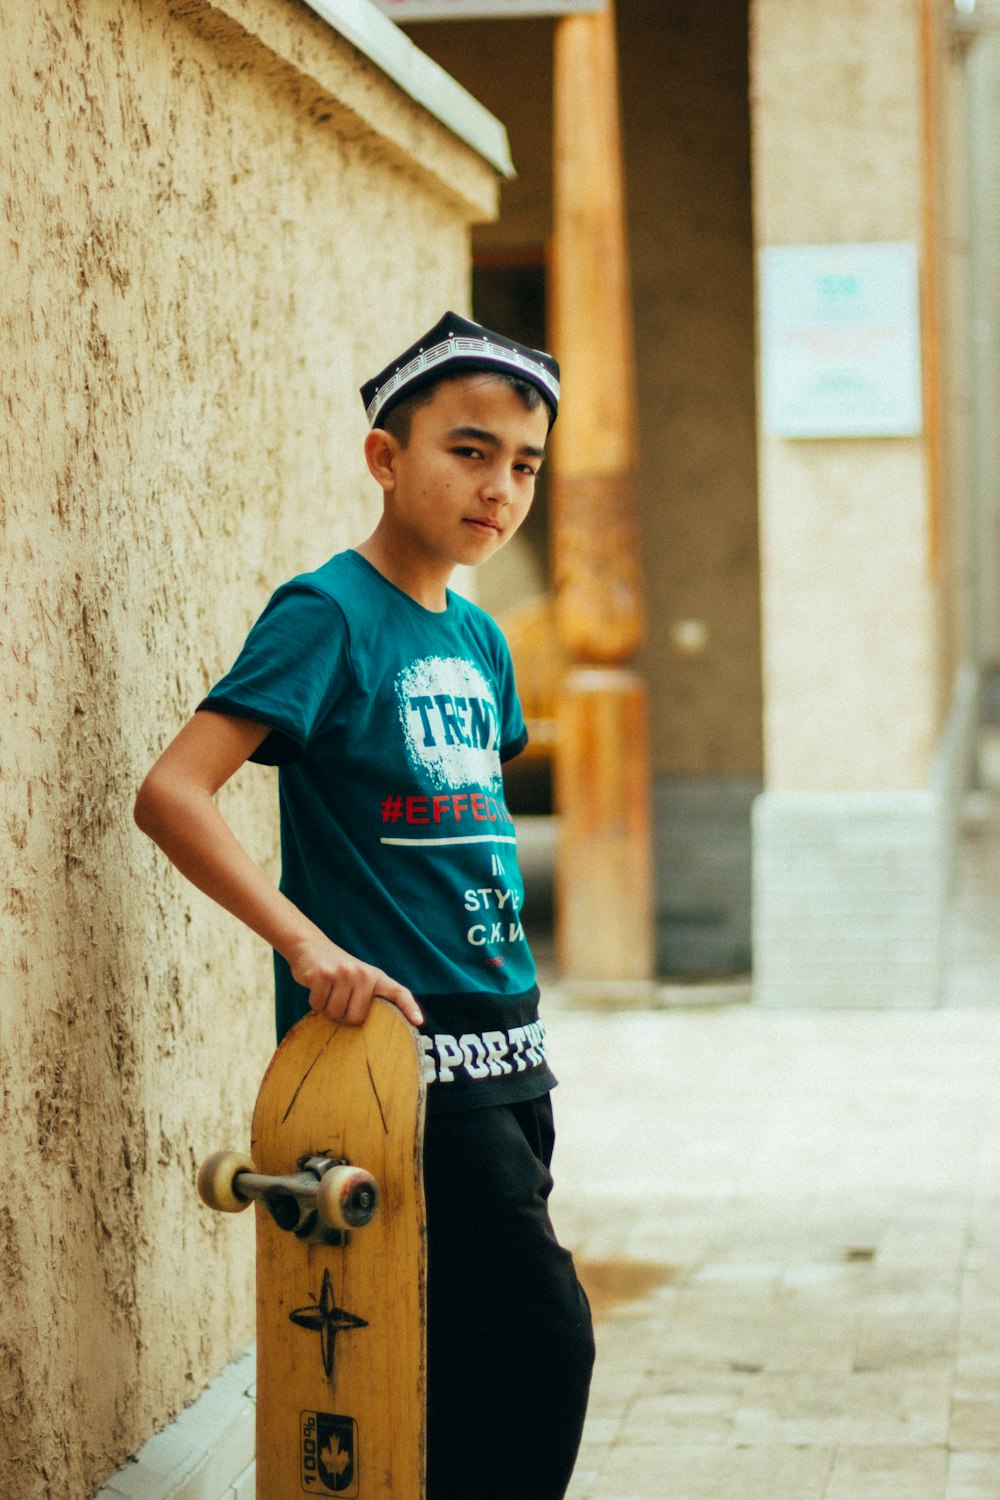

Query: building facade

[405,0,990,1006]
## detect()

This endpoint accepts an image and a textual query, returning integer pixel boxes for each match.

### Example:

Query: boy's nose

[480,469,510,504]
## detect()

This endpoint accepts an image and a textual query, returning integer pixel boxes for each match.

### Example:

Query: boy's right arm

[133,710,422,1028]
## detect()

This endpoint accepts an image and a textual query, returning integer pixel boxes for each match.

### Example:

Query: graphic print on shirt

[397,655,503,793]
[382,654,529,1006]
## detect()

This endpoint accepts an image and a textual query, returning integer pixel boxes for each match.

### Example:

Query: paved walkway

[544,780,1000,1500]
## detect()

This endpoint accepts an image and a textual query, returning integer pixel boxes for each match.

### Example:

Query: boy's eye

[453,445,484,459]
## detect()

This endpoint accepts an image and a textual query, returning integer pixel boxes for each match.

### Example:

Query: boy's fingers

[307,979,332,1015]
[375,975,423,1028]
[309,975,349,1021]
[343,977,374,1028]
[302,959,421,1029]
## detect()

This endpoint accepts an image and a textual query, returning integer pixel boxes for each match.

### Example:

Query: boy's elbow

[134,766,173,839]
[133,772,159,837]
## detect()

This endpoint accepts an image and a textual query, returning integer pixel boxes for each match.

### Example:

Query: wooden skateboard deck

[199,1001,426,1499]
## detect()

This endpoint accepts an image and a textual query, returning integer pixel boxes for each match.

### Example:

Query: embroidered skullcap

[360,311,560,429]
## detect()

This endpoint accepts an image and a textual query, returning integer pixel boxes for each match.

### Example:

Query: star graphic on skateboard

[290,1267,368,1379]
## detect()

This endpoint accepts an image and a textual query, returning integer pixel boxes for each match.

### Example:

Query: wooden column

[550,0,655,992]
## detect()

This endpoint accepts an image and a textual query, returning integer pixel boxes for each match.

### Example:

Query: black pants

[422,1094,595,1500]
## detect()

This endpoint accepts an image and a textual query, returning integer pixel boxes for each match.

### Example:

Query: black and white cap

[360,311,560,429]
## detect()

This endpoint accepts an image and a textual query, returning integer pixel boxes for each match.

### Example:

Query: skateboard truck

[197,1149,379,1246]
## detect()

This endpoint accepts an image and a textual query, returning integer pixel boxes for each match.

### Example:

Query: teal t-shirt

[201,549,554,1113]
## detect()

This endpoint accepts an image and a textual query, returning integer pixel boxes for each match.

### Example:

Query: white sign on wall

[760,243,923,438]
[372,0,605,19]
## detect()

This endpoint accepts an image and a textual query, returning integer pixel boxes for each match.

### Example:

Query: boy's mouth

[463,516,502,535]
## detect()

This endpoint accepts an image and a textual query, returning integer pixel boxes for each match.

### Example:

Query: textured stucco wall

[752,0,950,791]
[0,2,495,1494]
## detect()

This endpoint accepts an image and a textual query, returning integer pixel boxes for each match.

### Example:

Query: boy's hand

[288,934,424,1030]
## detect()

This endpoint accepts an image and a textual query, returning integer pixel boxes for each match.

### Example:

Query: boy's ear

[364,428,399,493]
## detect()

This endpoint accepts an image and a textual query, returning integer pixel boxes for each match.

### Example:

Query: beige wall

[749,0,976,1010]
[752,0,960,791]
[959,18,1000,672]
[935,0,974,693]
[409,0,763,779]
[0,2,495,1494]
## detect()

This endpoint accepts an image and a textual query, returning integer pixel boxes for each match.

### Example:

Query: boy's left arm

[134,709,423,1028]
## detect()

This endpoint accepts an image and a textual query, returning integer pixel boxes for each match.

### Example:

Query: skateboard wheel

[316,1165,379,1231]
[197,1150,257,1213]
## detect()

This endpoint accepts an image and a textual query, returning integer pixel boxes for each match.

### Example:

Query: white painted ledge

[300,0,514,176]
[94,1346,256,1500]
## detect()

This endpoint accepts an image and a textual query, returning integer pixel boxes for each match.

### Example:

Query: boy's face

[367,373,549,577]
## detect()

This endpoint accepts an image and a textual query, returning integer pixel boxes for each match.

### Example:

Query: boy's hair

[380,368,555,447]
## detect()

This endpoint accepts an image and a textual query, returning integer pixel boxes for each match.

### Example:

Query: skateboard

[197,1000,427,1498]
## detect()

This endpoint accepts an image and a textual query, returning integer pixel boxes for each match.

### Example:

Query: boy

[134,312,595,1500]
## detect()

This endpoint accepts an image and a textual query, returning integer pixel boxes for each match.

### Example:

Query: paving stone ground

[543,782,1000,1500]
